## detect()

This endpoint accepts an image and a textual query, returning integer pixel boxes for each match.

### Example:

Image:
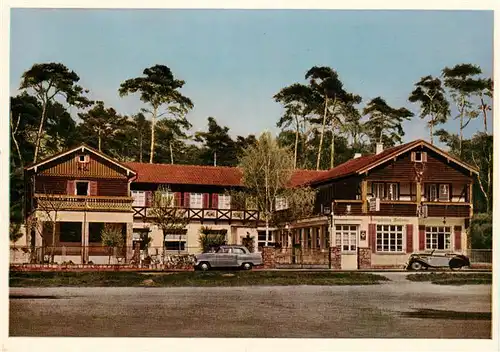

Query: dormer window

[78,154,90,163]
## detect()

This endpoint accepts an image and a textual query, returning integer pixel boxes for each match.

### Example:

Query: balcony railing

[34,194,133,212]
[132,206,260,222]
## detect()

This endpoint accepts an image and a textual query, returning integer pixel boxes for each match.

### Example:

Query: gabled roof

[25,144,137,176]
[125,162,327,188]
[125,162,243,187]
[306,139,479,186]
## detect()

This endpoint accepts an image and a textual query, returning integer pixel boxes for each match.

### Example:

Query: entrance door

[334,225,358,270]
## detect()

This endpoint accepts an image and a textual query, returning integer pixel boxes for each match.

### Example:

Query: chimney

[353,153,362,159]
[376,143,384,155]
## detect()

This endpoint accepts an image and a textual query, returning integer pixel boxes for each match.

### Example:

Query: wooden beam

[361,180,368,213]
[416,182,422,204]
[469,183,473,218]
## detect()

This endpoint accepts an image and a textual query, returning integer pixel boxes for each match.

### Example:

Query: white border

[1,2,498,352]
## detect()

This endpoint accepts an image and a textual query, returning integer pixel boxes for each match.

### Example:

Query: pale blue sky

[10,9,494,145]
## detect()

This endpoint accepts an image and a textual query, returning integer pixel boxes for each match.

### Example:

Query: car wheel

[241,262,252,271]
[198,262,211,271]
[410,261,424,271]
[449,258,465,271]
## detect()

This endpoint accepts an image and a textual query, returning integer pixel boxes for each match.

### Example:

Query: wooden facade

[314,146,474,219]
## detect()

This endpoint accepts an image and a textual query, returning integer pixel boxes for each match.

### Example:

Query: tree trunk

[330,128,335,169]
[169,141,174,164]
[481,96,488,133]
[149,106,157,164]
[50,218,57,264]
[316,96,329,170]
[10,112,23,167]
[98,129,102,152]
[33,101,48,163]
[293,116,299,169]
[429,116,434,145]
[139,134,143,163]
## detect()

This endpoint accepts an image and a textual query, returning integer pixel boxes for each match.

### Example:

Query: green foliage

[198,226,227,252]
[10,223,24,244]
[100,224,125,248]
[469,213,492,249]
[241,234,255,253]
[408,75,450,144]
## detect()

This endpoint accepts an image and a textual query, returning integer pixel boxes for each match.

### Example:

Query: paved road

[10,277,491,338]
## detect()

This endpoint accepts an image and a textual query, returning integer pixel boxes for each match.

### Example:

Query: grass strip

[10,271,390,287]
[406,272,491,285]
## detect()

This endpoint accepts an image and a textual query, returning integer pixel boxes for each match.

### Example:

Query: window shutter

[89,181,98,196]
[183,192,190,208]
[67,180,75,195]
[411,152,415,162]
[145,191,153,207]
[203,193,210,209]
[175,192,182,207]
[422,152,428,162]
[406,224,413,253]
[454,226,462,251]
[212,193,219,209]
[418,225,426,251]
[369,224,376,253]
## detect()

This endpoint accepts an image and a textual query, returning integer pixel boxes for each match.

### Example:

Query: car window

[218,247,230,253]
[232,248,245,254]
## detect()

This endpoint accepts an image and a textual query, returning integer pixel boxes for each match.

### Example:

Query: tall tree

[234,132,316,241]
[19,62,91,163]
[119,65,194,163]
[132,112,150,163]
[305,66,346,170]
[363,97,413,147]
[78,101,127,152]
[408,75,449,144]
[442,63,483,156]
[476,78,493,133]
[194,117,237,166]
[274,83,315,169]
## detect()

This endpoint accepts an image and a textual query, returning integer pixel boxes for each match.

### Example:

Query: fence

[9,245,204,266]
[466,249,492,264]
[274,247,330,268]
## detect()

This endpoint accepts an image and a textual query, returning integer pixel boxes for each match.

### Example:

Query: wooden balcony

[34,194,133,212]
[422,202,471,218]
[331,199,471,218]
[132,206,260,223]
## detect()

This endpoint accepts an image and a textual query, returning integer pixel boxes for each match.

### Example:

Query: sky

[9,9,494,146]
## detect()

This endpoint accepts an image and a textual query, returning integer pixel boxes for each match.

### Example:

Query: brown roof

[306,140,422,185]
[125,162,327,188]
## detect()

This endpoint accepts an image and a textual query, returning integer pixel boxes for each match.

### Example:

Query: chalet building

[22,139,477,268]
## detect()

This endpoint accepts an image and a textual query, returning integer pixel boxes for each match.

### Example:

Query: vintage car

[194,245,263,271]
[405,250,471,271]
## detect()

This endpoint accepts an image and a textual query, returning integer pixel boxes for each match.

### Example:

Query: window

[59,222,82,243]
[275,197,288,211]
[232,248,245,254]
[165,241,186,251]
[376,225,404,252]
[190,193,203,208]
[429,184,438,202]
[78,154,89,163]
[387,183,399,200]
[335,225,357,252]
[373,183,385,199]
[307,229,312,248]
[315,228,321,248]
[89,222,104,243]
[218,194,231,209]
[257,230,273,248]
[439,184,450,201]
[75,181,89,196]
[414,152,422,162]
[131,191,146,206]
[426,226,451,250]
[159,191,174,207]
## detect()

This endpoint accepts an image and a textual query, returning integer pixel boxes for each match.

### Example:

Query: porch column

[126,222,133,262]
[81,221,89,263]
[361,180,368,213]
[416,182,422,204]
